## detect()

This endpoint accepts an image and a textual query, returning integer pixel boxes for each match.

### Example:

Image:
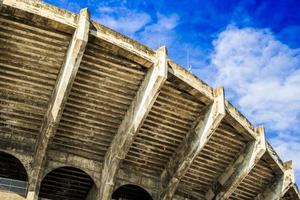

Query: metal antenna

[186,48,189,69]
[187,48,192,72]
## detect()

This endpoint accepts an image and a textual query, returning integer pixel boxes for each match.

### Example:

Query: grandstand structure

[0,0,299,199]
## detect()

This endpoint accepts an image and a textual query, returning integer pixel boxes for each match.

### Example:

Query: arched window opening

[112,184,153,200]
[0,151,28,197]
[39,166,95,200]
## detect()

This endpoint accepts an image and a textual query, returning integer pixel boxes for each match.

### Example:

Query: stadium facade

[0,0,299,199]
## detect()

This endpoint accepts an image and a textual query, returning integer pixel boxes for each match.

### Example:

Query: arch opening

[39,166,95,200]
[0,151,28,197]
[112,184,153,200]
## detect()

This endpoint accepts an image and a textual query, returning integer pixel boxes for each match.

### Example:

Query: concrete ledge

[168,60,214,101]
[225,100,257,140]
[90,21,156,68]
[1,0,77,33]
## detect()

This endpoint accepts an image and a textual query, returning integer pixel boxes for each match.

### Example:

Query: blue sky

[45,0,300,184]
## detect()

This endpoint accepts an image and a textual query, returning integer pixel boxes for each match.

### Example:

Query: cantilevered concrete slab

[0,1,299,200]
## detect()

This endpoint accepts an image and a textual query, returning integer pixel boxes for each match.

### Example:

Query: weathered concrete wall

[46,150,102,187]
[115,168,161,200]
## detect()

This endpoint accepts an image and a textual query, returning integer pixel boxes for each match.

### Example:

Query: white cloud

[204,25,300,181]
[210,25,300,132]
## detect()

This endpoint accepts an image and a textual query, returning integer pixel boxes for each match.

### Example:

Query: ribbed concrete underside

[178,118,249,199]
[0,12,71,153]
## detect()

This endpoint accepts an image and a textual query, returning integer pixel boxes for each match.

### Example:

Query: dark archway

[39,166,95,200]
[112,184,153,200]
[0,151,28,197]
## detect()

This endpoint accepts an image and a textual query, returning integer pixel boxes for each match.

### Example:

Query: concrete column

[26,8,90,200]
[98,46,168,200]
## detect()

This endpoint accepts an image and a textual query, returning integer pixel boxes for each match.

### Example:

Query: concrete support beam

[256,161,295,200]
[99,46,168,200]
[26,8,90,200]
[206,126,267,200]
[160,87,226,200]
